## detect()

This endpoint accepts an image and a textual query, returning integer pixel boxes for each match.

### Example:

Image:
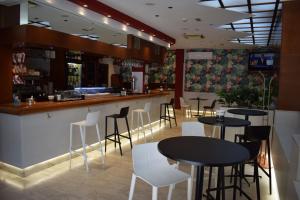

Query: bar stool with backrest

[203,99,217,116]
[128,142,192,200]
[159,98,177,128]
[206,141,261,200]
[234,125,272,194]
[180,97,192,118]
[131,102,153,142]
[105,106,132,156]
[69,111,104,172]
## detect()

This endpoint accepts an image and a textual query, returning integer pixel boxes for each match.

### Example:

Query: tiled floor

[0,111,279,200]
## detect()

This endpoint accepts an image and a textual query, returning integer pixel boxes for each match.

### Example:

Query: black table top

[227,108,268,116]
[158,136,250,167]
[190,98,208,101]
[198,116,251,127]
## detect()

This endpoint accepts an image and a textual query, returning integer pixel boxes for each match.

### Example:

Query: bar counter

[0,91,169,115]
[0,91,171,172]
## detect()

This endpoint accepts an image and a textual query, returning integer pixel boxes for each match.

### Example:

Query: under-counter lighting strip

[0,119,166,189]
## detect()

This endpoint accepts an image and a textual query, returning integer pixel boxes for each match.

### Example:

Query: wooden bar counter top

[0,91,169,115]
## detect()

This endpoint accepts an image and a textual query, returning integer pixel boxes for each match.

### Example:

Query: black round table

[227,108,268,120]
[158,136,250,200]
[189,98,208,116]
[198,117,251,140]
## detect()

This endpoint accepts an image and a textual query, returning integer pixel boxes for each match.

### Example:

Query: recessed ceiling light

[153,34,156,37]
[141,29,144,32]
[126,22,130,26]
[145,2,155,6]
[83,4,88,8]
[107,15,111,18]
[182,18,188,22]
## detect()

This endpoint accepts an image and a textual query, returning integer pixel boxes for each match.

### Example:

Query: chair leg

[167,105,172,128]
[187,177,192,200]
[147,112,153,139]
[69,124,73,169]
[115,118,123,156]
[139,112,146,142]
[128,174,136,200]
[131,111,134,134]
[80,126,89,172]
[125,117,133,149]
[96,124,104,164]
[105,117,108,152]
[255,161,261,200]
[152,186,158,200]
[233,165,238,200]
[172,105,177,126]
[159,104,162,127]
[136,111,140,140]
[191,165,195,181]
[267,139,272,194]
[167,184,175,200]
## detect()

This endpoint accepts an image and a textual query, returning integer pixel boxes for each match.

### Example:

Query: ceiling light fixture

[145,2,155,6]
[83,4,88,8]
[182,18,188,22]
[103,17,109,24]
[141,29,144,32]
[107,15,111,18]
[122,24,127,31]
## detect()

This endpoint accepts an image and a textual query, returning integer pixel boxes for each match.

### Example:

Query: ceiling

[199,0,285,47]
[28,1,128,47]
[99,0,251,49]
[0,0,286,49]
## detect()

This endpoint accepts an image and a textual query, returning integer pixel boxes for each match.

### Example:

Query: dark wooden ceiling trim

[67,0,175,44]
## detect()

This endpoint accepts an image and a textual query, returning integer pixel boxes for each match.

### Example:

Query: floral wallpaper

[149,50,176,85]
[185,49,263,92]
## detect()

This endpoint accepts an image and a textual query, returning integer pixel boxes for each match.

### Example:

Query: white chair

[181,122,205,185]
[180,97,192,118]
[128,142,192,200]
[69,111,104,172]
[131,102,153,142]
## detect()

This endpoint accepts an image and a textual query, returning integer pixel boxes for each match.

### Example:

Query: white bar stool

[131,102,153,142]
[69,111,104,172]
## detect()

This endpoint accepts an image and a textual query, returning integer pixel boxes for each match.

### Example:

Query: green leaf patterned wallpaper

[149,50,176,86]
[185,49,262,92]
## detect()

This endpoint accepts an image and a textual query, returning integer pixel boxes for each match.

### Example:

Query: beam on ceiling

[247,0,255,44]
[267,0,280,46]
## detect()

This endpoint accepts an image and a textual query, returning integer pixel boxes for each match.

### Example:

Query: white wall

[272,110,300,200]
